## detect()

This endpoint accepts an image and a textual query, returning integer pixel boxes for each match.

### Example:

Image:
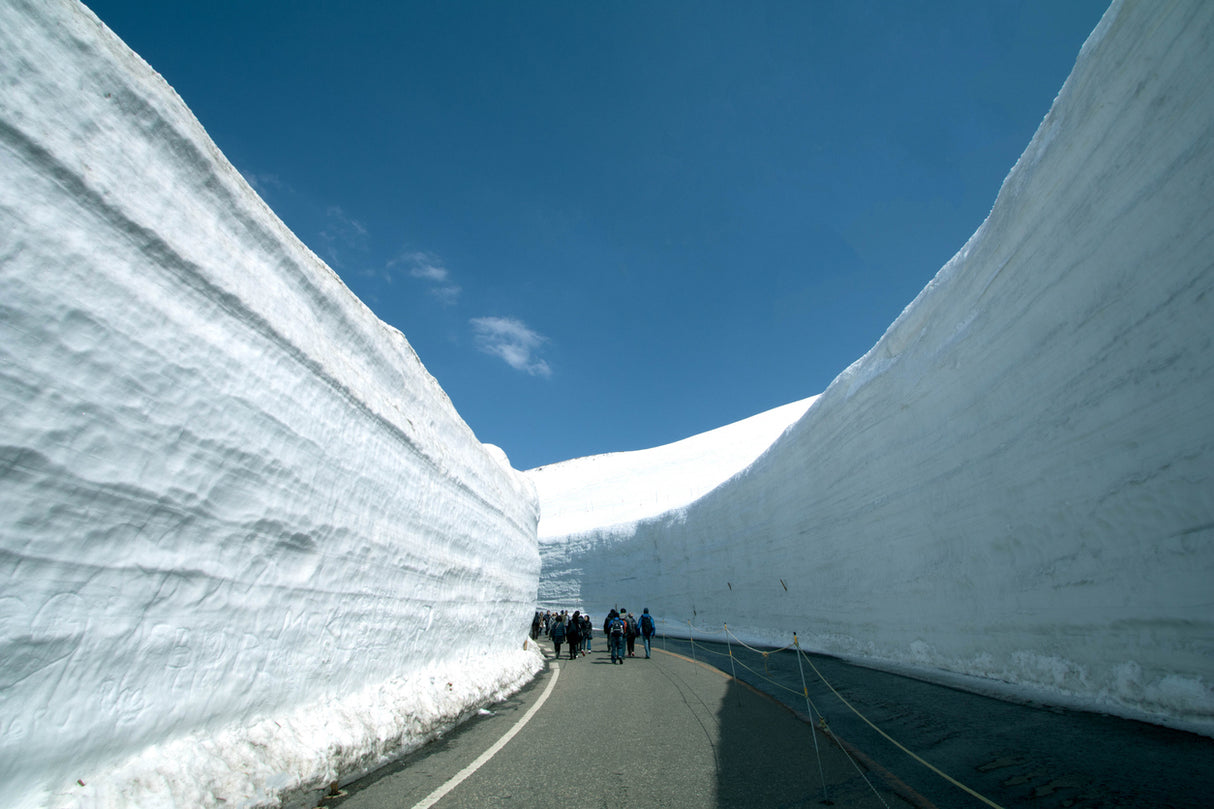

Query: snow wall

[529,0,1214,736]
[530,396,817,606]
[0,2,541,807]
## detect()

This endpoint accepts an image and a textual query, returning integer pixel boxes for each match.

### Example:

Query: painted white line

[408,661,561,809]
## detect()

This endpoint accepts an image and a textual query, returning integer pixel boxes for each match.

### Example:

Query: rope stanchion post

[724,623,742,706]
[724,624,739,680]
[688,620,697,673]
[794,632,831,806]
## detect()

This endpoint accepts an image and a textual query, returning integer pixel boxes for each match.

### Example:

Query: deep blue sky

[86,1,1109,470]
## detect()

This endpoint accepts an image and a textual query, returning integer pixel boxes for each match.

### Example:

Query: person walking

[607,610,627,664]
[604,609,617,663]
[552,614,566,658]
[639,607,656,658]
[625,611,639,657]
[567,611,582,660]
[581,613,592,655]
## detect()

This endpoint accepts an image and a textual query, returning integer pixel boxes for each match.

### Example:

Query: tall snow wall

[533,0,1214,736]
[0,2,541,807]
[529,396,816,607]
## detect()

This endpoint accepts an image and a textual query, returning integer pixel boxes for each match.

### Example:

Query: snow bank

[0,2,540,807]
[527,397,815,607]
[534,0,1214,735]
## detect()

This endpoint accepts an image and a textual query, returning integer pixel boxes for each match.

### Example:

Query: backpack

[640,614,654,636]
[609,617,624,637]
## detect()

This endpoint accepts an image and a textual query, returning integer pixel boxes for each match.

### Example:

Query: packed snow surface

[0,2,541,807]
[528,397,815,608]
[532,0,1214,736]
[528,397,816,540]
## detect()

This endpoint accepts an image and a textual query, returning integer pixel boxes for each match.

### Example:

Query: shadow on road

[715,677,834,808]
[666,635,1214,809]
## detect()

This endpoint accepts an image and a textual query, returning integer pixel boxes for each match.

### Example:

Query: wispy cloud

[319,206,369,267]
[392,250,462,304]
[239,169,289,197]
[470,316,552,378]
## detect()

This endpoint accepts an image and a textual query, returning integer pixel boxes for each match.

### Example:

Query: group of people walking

[536,609,595,660]
[533,607,657,663]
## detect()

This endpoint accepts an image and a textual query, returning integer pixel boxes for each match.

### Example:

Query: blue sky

[86,1,1109,470]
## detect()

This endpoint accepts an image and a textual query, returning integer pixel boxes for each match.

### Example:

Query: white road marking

[408,661,561,809]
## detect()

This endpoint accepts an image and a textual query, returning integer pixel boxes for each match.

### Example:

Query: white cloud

[409,264,448,282]
[392,250,461,304]
[429,284,462,305]
[470,317,552,378]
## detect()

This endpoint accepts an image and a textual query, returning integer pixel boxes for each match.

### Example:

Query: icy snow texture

[0,2,540,807]
[531,0,1214,736]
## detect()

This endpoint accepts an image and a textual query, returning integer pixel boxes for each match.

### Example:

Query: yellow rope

[720,640,892,808]
[729,655,807,700]
[684,624,894,807]
[723,624,796,655]
[794,642,1008,809]
[686,623,1008,809]
[688,640,733,660]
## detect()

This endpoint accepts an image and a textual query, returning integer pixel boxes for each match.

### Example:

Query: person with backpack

[625,611,639,657]
[639,608,656,658]
[566,610,582,660]
[605,609,626,664]
[551,614,566,658]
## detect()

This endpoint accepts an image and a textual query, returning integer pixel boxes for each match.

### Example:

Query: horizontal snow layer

[0,1,540,807]
[537,0,1214,736]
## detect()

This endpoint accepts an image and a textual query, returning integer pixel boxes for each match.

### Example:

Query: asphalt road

[322,636,1214,809]
[324,640,904,809]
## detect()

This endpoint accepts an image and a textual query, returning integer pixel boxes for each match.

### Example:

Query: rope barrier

[722,626,796,656]
[690,642,734,660]
[728,655,804,700]
[664,620,1007,809]
[795,643,1006,809]
[725,645,890,808]
[724,624,741,707]
[792,632,831,804]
